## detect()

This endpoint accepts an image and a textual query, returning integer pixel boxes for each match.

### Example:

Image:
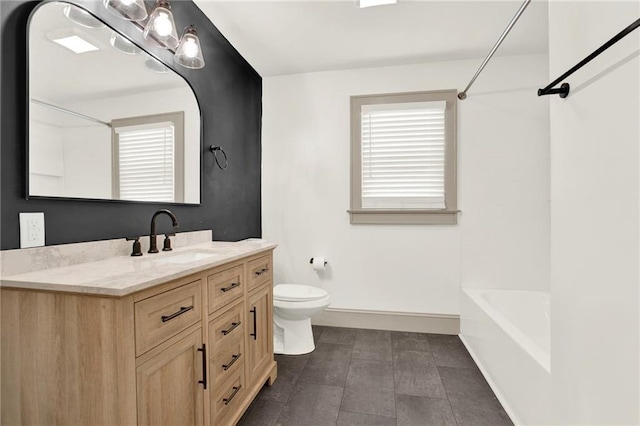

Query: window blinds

[116,123,175,202]
[361,101,446,209]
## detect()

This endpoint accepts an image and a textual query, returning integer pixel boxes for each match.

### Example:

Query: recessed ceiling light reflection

[110,32,142,55]
[63,4,105,29]
[52,35,100,54]
[145,55,168,73]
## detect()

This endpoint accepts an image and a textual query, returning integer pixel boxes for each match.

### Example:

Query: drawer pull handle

[254,268,269,276]
[223,385,242,405]
[222,321,241,336]
[197,344,207,389]
[220,282,240,292]
[250,307,257,340]
[161,305,194,323]
[222,353,241,371]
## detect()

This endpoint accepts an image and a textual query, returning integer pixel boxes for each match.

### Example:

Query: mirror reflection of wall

[28,2,201,204]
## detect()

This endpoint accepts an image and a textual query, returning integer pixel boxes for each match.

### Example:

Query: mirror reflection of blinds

[117,125,175,202]
[361,101,446,209]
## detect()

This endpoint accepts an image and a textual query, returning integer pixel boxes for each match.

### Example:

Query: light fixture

[143,0,179,49]
[174,26,205,69]
[110,32,142,55]
[103,0,148,21]
[145,55,169,73]
[105,0,206,69]
[52,35,100,54]
[358,0,397,8]
[63,4,105,29]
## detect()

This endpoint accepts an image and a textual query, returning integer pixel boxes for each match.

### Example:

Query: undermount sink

[152,250,218,264]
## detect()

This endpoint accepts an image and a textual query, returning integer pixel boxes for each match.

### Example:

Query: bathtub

[460,288,551,425]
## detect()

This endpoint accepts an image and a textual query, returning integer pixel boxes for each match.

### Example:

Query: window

[349,90,458,224]
[112,112,185,203]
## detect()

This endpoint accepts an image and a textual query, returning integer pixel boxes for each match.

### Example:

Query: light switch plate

[19,212,45,248]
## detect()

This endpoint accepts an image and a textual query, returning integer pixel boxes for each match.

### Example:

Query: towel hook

[209,145,228,170]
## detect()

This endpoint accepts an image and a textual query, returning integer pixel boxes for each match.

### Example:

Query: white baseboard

[311,307,460,335]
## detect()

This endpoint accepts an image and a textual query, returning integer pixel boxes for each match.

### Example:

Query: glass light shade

[103,0,148,21]
[145,55,169,73]
[110,32,142,55]
[174,26,205,69]
[143,1,179,49]
[64,4,105,29]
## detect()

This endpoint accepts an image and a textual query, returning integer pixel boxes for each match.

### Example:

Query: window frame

[349,90,458,225]
[111,111,185,203]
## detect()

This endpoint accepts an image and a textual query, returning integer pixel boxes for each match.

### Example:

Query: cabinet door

[137,329,205,426]
[246,283,273,385]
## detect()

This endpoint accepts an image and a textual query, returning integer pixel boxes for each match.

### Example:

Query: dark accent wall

[0,0,262,249]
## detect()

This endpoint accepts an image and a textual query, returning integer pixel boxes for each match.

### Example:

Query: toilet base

[273,316,315,355]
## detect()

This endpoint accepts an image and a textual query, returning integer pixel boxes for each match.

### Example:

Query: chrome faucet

[149,209,179,253]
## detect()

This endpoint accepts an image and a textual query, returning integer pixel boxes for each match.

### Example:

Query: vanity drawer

[208,300,244,353]
[207,265,244,314]
[247,255,272,292]
[211,371,245,425]
[209,337,244,388]
[135,280,202,356]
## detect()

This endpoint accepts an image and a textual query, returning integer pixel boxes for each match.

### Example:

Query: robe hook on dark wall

[209,145,228,170]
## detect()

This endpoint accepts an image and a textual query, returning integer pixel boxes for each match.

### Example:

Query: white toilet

[273,284,330,355]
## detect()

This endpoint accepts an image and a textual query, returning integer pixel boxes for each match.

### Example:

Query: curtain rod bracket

[538,83,570,98]
[538,18,639,99]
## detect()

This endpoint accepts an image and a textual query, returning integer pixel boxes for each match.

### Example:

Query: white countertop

[0,240,276,297]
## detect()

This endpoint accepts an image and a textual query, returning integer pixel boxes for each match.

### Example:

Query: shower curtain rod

[457,0,532,100]
[538,18,640,98]
[31,99,112,127]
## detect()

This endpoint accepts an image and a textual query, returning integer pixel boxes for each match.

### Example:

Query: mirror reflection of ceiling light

[358,0,398,8]
[103,0,148,21]
[63,4,105,29]
[48,29,100,53]
[110,32,142,55]
[145,55,169,73]
[174,26,205,69]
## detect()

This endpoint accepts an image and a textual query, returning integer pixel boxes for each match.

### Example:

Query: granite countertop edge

[0,241,277,297]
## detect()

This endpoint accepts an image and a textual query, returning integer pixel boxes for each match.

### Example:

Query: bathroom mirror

[27,1,201,204]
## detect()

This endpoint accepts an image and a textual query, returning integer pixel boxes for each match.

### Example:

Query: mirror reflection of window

[112,112,185,203]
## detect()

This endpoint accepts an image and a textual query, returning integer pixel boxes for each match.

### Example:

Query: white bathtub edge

[463,288,551,373]
[459,334,523,426]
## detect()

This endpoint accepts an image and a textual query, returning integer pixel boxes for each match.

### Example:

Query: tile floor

[237,326,513,426]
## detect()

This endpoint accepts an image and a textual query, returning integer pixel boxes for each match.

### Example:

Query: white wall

[549,1,640,424]
[29,110,65,196]
[62,125,112,199]
[262,54,550,316]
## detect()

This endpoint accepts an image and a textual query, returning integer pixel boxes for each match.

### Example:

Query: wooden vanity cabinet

[206,255,276,426]
[0,249,276,426]
[136,327,205,426]
[246,283,274,386]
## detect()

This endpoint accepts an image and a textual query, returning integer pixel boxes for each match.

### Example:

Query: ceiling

[194,0,549,77]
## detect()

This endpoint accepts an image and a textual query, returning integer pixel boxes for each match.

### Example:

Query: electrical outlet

[19,212,45,248]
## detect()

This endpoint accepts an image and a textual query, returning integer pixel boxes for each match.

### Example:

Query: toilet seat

[274,284,328,302]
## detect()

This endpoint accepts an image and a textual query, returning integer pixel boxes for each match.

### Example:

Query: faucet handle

[163,233,176,252]
[126,236,143,257]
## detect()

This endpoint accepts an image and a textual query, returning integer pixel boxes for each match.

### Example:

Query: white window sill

[347,209,459,225]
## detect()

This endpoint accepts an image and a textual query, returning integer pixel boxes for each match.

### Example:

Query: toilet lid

[273,284,328,302]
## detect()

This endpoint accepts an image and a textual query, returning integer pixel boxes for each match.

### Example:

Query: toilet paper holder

[309,258,328,266]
